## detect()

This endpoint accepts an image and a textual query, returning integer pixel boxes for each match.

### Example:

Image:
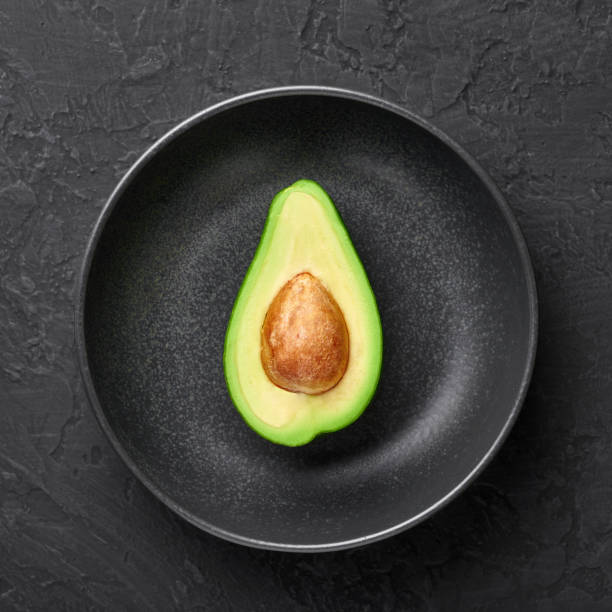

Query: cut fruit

[223,180,382,446]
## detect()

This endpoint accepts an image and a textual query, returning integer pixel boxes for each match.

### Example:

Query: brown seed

[261,272,349,395]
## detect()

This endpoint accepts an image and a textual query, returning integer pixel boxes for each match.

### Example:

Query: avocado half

[223,180,383,446]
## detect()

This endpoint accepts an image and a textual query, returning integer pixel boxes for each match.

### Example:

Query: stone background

[1,1,612,610]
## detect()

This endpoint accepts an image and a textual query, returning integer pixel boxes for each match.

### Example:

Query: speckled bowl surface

[77,87,537,552]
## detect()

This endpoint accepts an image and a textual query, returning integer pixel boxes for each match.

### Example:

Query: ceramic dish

[76,87,537,551]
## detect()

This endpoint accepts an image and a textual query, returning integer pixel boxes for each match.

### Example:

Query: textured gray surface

[1,0,611,609]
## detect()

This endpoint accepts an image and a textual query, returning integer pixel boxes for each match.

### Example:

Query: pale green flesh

[224,180,382,446]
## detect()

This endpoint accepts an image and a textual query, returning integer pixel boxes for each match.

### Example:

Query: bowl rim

[75,85,538,552]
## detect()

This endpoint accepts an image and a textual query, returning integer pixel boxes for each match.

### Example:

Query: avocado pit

[261,272,349,395]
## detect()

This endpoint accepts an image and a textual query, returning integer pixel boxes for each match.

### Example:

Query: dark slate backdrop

[1,1,612,610]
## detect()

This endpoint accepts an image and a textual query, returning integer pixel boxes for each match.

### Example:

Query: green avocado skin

[223,180,383,446]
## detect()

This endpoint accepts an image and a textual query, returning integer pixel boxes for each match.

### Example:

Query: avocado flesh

[223,180,383,446]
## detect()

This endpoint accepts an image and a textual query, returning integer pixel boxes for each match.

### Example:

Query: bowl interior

[83,93,535,549]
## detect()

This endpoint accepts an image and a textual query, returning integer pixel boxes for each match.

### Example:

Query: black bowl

[76,87,537,551]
